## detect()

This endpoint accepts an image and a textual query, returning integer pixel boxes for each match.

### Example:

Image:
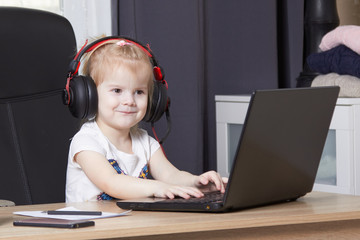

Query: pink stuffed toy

[319,25,360,54]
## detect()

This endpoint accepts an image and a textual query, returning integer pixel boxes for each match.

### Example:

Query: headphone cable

[151,109,171,156]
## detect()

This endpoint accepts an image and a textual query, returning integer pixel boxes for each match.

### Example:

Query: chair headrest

[0,7,76,100]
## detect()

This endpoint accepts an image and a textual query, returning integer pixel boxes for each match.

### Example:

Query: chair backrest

[0,7,80,205]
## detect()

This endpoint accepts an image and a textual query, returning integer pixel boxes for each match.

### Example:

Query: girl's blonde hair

[82,38,154,94]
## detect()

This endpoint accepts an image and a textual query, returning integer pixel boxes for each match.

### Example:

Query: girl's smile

[115,107,138,114]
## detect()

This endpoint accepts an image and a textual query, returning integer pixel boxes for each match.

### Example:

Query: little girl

[65,37,227,202]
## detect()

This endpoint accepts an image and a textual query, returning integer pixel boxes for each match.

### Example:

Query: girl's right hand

[153,181,204,199]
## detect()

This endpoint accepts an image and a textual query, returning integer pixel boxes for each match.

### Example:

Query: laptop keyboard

[162,191,224,204]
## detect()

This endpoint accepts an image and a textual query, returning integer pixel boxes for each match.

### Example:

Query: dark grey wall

[112,0,304,174]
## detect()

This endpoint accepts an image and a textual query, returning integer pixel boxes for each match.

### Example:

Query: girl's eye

[112,88,121,93]
[136,90,145,95]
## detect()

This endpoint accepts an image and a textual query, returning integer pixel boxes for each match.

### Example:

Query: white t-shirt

[65,121,160,203]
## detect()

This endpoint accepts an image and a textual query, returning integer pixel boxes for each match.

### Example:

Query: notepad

[14,206,131,220]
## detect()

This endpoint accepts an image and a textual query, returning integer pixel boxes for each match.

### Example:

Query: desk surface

[1,192,360,240]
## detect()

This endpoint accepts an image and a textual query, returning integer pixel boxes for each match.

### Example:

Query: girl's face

[96,65,150,133]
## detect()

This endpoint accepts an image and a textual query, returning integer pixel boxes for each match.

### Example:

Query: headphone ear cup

[144,80,168,123]
[68,76,98,119]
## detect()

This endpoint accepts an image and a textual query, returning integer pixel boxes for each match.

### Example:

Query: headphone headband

[68,36,160,78]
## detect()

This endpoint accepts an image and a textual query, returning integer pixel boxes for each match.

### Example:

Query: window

[0,0,112,49]
[0,0,61,15]
[62,0,112,49]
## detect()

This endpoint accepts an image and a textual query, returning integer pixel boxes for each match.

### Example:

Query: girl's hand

[194,171,228,193]
[152,181,204,199]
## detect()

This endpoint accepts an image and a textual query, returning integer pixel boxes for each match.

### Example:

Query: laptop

[117,86,340,213]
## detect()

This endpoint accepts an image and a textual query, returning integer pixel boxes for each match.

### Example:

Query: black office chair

[0,7,80,205]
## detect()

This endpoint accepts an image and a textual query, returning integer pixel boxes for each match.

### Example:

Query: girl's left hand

[194,171,228,193]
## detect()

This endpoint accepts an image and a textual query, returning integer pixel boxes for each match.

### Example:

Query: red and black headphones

[63,36,170,124]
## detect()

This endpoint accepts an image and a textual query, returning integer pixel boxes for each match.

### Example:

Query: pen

[45,210,102,216]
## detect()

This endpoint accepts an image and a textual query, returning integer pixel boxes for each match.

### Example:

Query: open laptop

[117,86,340,213]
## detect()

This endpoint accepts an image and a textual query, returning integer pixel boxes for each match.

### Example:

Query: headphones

[63,36,169,123]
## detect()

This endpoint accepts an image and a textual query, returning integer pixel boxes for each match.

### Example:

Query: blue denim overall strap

[97,159,149,200]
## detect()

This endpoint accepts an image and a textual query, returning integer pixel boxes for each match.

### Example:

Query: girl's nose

[121,92,135,105]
